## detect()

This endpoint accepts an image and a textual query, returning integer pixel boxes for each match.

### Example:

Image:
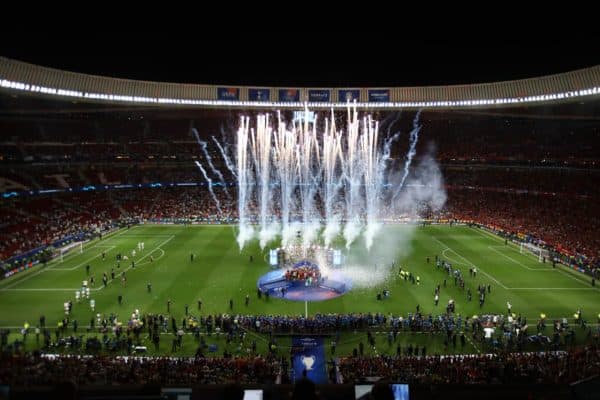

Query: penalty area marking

[34,225,132,268]
[473,228,597,290]
[433,234,593,291]
[133,248,166,268]
[90,235,173,292]
[0,245,113,290]
[0,236,174,292]
[429,235,509,290]
[486,246,553,271]
[553,267,599,290]
[48,245,116,271]
[441,248,470,267]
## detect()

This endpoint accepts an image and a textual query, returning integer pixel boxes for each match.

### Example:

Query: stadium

[0,49,599,399]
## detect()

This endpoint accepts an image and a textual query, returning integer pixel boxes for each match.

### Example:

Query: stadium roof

[3,37,600,87]
[1,37,600,109]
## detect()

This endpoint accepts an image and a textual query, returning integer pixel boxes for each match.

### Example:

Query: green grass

[1,224,597,356]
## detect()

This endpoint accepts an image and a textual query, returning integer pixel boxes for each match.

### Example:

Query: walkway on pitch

[291,336,328,384]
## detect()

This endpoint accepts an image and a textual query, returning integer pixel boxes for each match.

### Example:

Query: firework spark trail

[342,105,363,249]
[322,111,344,247]
[250,114,277,249]
[191,129,230,198]
[362,115,380,251]
[212,135,237,180]
[273,112,299,247]
[236,116,253,250]
[380,123,403,203]
[393,110,422,203]
[382,111,402,141]
[194,160,222,214]
[382,123,402,164]
[296,110,321,248]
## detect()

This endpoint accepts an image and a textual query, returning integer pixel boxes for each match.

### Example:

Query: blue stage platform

[257,267,352,301]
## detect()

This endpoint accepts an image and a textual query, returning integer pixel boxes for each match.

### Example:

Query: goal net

[58,241,84,262]
[520,242,550,262]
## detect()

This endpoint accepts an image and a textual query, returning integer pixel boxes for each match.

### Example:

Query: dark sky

[2,34,600,87]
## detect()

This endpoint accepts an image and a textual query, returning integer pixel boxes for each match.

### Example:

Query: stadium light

[1,78,600,109]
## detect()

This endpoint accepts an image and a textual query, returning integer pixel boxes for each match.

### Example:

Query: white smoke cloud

[363,221,381,252]
[343,216,362,250]
[323,216,342,247]
[237,224,254,251]
[259,222,280,249]
[344,224,417,288]
[347,144,446,288]
[394,147,447,216]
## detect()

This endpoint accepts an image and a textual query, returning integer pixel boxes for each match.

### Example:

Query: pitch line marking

[472,228,541,260]
[507,287,597,290]
[133,248,165,268]
[48,246,116,271]
[553,267,598,290]
[486,245,594,289]
[36,226,132,267]
[441,248,470,267]
[472,228,597,290]
[486,246,553,271]
[90,235,174,292]
[0,235,174,292]
[0,245,114,290]
[473,228,554,265]
[465,335,481,354]
[429,235,509,290]
[0,249,167,292]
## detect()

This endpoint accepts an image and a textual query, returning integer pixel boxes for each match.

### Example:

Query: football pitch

[0,224,597,355]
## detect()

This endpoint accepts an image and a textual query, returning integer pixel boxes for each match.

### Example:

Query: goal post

[520,241,550,263]
[59,241,84,263]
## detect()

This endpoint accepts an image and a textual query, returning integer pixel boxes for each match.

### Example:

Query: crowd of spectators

[1,179,598,274]
[1,110,598,165]
[447,189,600,269]
[338,345,600,384]
[443,166,600,197]
[8,304,592,362]
[0,193,119,262]
[0,111,599,388]
[1,303,597,386]
[1,346,597,386]
[0,352,280,386]
[168,310,593,354]
[1,110,599,272]
[0,347,597,386]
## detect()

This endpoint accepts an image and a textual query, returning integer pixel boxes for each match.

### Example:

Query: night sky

[2,34,600,87]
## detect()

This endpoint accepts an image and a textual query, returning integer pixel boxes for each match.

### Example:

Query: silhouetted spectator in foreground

[371,382,394,400]
[53,380,77,400]
[223,383,244,400]
[292,378,318,400]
